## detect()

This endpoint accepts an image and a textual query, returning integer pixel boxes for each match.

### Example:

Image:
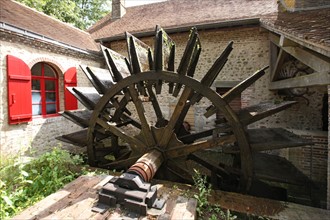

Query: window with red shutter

[7,55,32,124]
[64,67,78,110]
[31,62,59,117]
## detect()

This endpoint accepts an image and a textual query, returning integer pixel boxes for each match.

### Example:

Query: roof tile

[88,0,278,40]
[0,0,99,52]
[261,8,330,50]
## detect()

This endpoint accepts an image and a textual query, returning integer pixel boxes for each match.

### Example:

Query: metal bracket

[92,173,165,216]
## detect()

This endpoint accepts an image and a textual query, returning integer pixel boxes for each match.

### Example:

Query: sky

[125,0,167,7]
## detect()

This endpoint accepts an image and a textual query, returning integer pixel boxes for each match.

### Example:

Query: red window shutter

[7,55,32,124]
[64,67,78,110]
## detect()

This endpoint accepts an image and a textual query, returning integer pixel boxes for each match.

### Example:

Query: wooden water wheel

[58,26,312,192]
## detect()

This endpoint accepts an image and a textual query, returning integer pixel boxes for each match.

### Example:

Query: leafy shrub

[192,169,237,220]
[0,147,83,219]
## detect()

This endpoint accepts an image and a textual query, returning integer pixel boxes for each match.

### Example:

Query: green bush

[0,147,84,219]
[192,169,237,220]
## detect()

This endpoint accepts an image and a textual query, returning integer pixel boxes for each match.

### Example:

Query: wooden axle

[127,149,164,182]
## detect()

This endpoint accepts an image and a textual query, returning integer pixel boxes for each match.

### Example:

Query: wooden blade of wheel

[166,134,236,159]
[56,128,109,147]
[238,100,297,126]
[101,45,131,82]
[127,84,156,147]
[116,114,141,129]
[188,152,231,177]
[80,65,115,94]
[112,96,131,122]
[154,26,175,94]
[96,118,145,152]
[67,87,105,110]
[147,85,166,127]
[189,41,233,105]
[158,87,193,148]
[166,159,194,183]
[173,27,200,97]
[126,32,151,95]
[204,66,269,118]
[126,32,151,74]
[179,124,232,143]
[222,128,313,153]
[168,44,175,93]
[56,129,88,147]
[60,109,92,128]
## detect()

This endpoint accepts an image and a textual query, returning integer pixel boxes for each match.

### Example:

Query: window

[31,63,59,116]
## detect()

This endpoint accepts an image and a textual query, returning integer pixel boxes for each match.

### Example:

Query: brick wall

[107,26,324,132]
[288,130,328,184]
[0,32,102,157]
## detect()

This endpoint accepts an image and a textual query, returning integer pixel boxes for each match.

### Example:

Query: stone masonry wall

[0,33,102,157]
[107,26,324,131]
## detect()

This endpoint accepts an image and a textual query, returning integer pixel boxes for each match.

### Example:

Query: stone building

[1,0,329,209]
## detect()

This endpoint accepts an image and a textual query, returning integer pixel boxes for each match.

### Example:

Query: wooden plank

[12,176,106,220]
[209,189,330,219]
[269,71,330,90]
[13,175,196,220]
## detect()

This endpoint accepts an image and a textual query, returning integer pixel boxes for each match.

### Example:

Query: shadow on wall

[26,116,85,157]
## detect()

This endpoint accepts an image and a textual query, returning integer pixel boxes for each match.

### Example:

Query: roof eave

[95,18,260,43]
[0,22,100,56]
[260,22,330,58]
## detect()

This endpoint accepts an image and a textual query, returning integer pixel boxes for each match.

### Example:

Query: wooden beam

[271,48,290,81]
[282,46,330,73]
[269,71,330,90]
[279,35,298,47]
[269,32,280,46]
[269,33,330,73]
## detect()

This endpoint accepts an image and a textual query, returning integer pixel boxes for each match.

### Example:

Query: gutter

[0,22,100,56]
[96,18,260,43]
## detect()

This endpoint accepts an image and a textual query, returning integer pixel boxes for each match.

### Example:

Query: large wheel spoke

[158,87,192,148]
[165,134,236,158]
[127,84,156,147]
[146,85,166,127]
[96,118,145,153]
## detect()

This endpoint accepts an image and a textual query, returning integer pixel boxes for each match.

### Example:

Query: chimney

[279,0,330,12]
[112,0,126,20]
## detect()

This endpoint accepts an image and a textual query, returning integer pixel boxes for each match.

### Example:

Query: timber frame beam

[269,32,330,90]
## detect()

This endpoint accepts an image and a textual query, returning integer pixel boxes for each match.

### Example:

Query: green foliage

[0,147,84,219]
[15,0,111,30]
[192,169,237,220]
[192,168,212,216]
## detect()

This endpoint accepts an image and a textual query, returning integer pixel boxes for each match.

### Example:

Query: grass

[0,147,89,219]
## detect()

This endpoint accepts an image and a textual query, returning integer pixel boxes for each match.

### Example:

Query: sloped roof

[261,8,330,55]
[88,0,278,40]
[0,0,99,52]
